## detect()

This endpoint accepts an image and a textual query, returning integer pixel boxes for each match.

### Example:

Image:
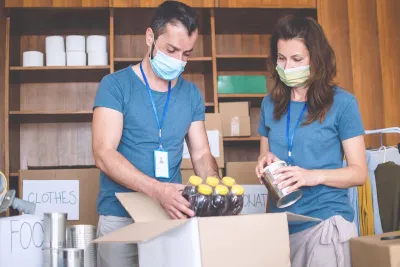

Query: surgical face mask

[276,64,310,87]
[149,43,187,81]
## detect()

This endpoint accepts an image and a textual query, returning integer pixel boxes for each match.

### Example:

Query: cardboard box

[181,169,223,184]
[95,192,321,267]
[19,168,100,226]
[181,113,224,169]
[226,161,268,215]
[219,102,251,137]
[0,215,44,267]
[350,231,400,267]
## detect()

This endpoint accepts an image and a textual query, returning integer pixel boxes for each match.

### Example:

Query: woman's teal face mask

[149,43,187,81]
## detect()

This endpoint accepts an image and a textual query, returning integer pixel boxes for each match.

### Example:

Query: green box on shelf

[217,75,267,94]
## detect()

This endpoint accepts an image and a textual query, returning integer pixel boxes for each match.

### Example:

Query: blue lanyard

[286,101,307,165]
[140,62,171,149]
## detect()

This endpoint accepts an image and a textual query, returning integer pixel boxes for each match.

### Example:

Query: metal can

[44,212,67,248]
[261,160,303,208]
[61,248,84,267]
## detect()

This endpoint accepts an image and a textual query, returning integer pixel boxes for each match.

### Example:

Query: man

[92,1,219,266]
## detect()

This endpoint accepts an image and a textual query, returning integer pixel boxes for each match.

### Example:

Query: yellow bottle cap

[188,175,203,186]
[215,185,229,196]
[231,185,244,195]
[198,184,213,196]
[222,177,236,188]
[206,177,219,188]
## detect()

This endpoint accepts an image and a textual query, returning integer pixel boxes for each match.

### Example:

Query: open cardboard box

[95,193,321,267]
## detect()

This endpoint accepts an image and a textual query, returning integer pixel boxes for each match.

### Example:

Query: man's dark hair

[150,1,198,39]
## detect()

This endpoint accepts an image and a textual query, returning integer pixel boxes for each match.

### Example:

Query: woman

[256,15,367,267]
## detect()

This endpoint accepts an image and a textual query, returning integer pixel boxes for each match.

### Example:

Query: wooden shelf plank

[216,54,270,59]
[10,110,93,115]
[205,102,215,107]
[114,57,212,63]
[218,94,266,98]
[223,136,261,141]
[10,66,110,71]
[10,172,18,177]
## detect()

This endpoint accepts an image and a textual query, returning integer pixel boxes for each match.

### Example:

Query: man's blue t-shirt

[93,66,205,218]
[258,87,365,234]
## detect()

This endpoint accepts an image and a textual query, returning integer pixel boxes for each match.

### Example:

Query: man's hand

[154,183,195,219]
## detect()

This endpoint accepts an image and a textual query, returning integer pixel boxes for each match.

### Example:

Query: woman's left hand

[273,166,322,193]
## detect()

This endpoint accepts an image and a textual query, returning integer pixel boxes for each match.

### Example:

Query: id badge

[154,150,170,179]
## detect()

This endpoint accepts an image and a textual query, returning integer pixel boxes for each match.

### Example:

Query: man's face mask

[149,42,187,81]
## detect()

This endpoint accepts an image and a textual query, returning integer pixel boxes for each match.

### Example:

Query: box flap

[286,212,322,222]
[198,213,290,267]
[94,219,187,244]
[116,193,170,222]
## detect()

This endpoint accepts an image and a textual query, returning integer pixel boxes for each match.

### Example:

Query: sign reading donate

[0,215,44,267]
[240,185,268,215]
[23,180,80,220]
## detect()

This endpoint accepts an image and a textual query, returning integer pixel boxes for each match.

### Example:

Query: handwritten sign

[183,130,220,159]
[23,180,80,220]
[240,185,268,215]
[0,215,44,267]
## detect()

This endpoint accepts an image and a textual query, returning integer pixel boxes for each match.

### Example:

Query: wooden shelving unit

[2,5,318,196]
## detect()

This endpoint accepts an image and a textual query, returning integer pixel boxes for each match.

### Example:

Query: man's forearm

[94,148,160,198]
[192,153,220,180]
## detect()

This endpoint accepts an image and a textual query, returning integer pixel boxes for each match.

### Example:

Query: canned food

[261,160,302,208]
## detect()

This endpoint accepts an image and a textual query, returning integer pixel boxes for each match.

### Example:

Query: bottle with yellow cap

[210,184,229,216]
[226,184,245,216]
[193,184,213,217]
[205,176,219,189]
[222,176,236,189]
[182,175,203,206]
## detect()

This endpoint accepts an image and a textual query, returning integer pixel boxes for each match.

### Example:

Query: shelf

[9,172,18,177]
[9,110,93,123]
[10,66,110,71]
[218,94,266,98]
[223,136,261,142]
[216,54,269,59]
[10,110,93,115]
[205,102,215,107]
[114,57,213,63]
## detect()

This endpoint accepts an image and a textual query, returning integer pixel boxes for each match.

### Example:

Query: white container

[45,36,65,53]
[23,51,44,67]
[46,52,66,66]
[86,35,107,53]
[66,35,86,52]
[88,52,108,66]
[67,52,86,66]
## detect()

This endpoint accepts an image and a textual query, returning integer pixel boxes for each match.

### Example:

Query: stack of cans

[66,225,97,267]
[43,213,85,267]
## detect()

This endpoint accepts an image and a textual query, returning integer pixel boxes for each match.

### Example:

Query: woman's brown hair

[269,15,337,124]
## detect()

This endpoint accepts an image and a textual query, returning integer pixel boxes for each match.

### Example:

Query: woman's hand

[273,166,322,192]
[255,152,280,183]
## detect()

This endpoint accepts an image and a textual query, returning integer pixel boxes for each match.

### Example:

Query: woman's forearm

[312,165,367,188]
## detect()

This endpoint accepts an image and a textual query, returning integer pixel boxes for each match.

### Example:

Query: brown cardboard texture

[181,169,223,184]
[226,161,259,185]
[181,113,224,169]
[219,102,251,137]
[351,231,400,267]
[95,192,321,267]
[19,168,100,226]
